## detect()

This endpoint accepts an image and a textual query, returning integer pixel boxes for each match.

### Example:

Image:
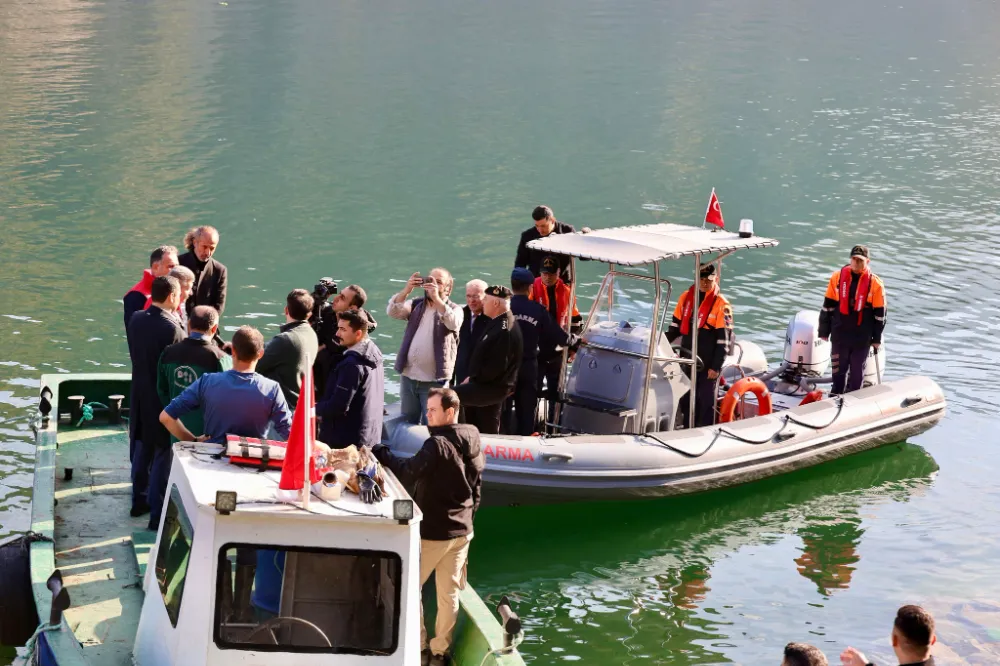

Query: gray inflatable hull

[381,376,946,506]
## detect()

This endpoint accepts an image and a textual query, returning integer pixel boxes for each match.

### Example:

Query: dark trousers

[133,441,172,530]
[831,342,868,394]
[503,361,539,436]
[678,371,718,428]
[456,382,508,435]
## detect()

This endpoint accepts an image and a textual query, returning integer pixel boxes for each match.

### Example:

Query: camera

[312,277,338,303]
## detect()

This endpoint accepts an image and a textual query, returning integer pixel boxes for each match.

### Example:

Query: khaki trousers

[419,534,471,655]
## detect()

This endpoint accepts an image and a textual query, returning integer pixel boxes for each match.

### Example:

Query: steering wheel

[670,344,705,373]
[246,616,333,647]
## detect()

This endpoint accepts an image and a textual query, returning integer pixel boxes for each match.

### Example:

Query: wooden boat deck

[53,425,146,665]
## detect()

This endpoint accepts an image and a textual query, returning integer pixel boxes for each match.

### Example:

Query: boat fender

[798,390,824,406]
[0,533,45,646]
[718,377,773,423]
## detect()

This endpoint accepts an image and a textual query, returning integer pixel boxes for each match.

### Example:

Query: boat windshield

[214,543,402,655]
[586,269,674,332]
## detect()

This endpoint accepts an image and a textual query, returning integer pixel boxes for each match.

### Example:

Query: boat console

[134,444,423,665]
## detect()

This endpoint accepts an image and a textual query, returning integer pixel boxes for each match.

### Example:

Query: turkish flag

[278,371,320,491]
[705,188,725,228]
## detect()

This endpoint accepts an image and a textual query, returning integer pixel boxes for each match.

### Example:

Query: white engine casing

[784,311,832,376]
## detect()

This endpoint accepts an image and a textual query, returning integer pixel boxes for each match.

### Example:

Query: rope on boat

[643,396,846,458]
[20,621,61,665]
[478,631,524,666]
[74,402,109,427]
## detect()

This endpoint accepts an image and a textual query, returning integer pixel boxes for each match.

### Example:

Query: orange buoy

[718,377,773,423]
[798,389,824,406]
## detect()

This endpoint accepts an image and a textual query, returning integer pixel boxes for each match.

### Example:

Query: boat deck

[53,425,146,666]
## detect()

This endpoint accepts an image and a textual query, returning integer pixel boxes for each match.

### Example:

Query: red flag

[278,372,320,491]
[704,188,725,228]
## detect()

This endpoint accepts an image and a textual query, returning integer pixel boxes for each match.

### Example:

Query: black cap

[540,256,558,274]
[699,263,717,278]
[850,244,870,259]
[485,285,512,299]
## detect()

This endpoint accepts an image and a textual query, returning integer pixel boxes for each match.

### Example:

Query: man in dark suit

[178,225,227,319]
[127,276,184,527]
[455,285,523,434]
[453,278,489,385]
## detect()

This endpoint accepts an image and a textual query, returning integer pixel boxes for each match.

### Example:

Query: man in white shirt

[387,267,464,424]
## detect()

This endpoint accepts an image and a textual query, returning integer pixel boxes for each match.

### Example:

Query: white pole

[302,371,312,510]
[703,187,715,229]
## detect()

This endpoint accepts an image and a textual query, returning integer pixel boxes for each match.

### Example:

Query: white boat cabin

[135,443,423,666]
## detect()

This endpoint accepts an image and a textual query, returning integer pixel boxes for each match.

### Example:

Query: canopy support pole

[641,261,663,433]
[689,254,701,429]
[552,258,578,431]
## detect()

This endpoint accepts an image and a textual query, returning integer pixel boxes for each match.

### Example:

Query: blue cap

[511,267,535,284]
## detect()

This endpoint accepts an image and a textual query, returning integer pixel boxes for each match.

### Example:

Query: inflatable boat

[382,222,946,505]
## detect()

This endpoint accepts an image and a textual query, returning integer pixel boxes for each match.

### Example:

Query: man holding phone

[387,267,464,424]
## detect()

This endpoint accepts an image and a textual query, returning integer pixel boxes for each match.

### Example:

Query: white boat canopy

[526,222,779,266]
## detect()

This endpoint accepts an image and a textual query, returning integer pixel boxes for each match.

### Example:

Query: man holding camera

[311,280,376,395]
[387,268,463,424]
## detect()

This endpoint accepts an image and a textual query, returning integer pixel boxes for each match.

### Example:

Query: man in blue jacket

[317,309,385,448]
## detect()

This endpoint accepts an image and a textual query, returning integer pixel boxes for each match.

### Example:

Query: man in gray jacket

[257,289,319,411]
[387,267,463,424]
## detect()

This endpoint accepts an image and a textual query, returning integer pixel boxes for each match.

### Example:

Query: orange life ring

[718,377,773,423]
[798,390,824,406]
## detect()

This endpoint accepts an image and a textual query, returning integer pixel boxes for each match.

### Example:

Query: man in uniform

[666,263,733,428]
[819,245,886,395]
[506,268,572,435]
[455,285,523,435]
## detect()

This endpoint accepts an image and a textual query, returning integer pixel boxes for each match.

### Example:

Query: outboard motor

[783,311,831,376]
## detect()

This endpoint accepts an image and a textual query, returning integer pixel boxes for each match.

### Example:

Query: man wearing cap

[455,285,524,435]
[666,263,734,427]
[514,205,576,284]
[506,268,573,435]
[819,245,887,394]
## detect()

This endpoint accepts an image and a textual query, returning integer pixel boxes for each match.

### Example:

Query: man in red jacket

[123,245,178,329]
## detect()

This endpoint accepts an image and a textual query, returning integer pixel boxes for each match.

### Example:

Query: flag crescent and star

[705,188,725,228]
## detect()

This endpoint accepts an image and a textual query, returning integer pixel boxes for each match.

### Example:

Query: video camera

[310,278,338,344]
[312,277,338,303]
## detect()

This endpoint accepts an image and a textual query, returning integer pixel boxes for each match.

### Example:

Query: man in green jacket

[157,306,232,440]
[257,289,320,411]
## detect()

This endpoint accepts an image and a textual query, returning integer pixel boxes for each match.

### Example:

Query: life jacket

[838,266,871,325]
[530,278,579,328]
[678,285,720,335]
[125,270,155,311]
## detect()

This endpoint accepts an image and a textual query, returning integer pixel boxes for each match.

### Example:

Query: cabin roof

[525,223,779,266]
[173,444,418,525]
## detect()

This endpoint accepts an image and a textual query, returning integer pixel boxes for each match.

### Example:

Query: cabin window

[214,543,402,655]
[155,486,194,627]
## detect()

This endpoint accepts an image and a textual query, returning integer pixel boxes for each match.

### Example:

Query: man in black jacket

[453,278,489,385]
[178,225,227,319]
[514,205,576,284]
[127,275,184,521]
[316,310,385,448]
[374,388,484,666]
[455,285,523,434]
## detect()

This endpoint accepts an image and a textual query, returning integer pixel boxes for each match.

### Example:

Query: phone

[422,277,435,286]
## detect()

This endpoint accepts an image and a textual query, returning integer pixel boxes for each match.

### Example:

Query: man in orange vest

[123,245,178,329]
[666,263,733,427]
[819,245,886,395]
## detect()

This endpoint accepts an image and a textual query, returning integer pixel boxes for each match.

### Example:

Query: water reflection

[472,443,938,662]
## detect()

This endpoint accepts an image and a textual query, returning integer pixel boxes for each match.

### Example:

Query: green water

[2,0,999,663]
